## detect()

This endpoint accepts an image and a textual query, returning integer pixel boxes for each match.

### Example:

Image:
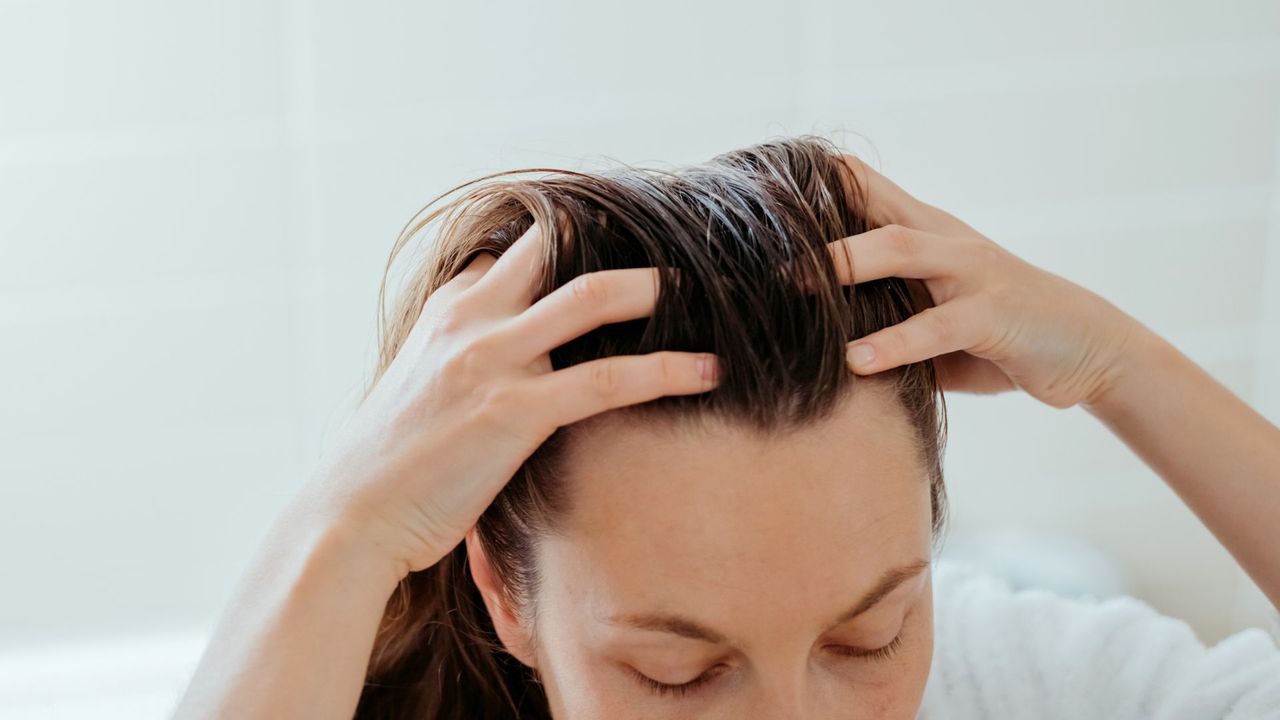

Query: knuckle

[887,329,911,361]
[654,352,680,387]
[440,337,492,383]
[475,381,519,419]
[473,382,545,443]
[966,239,1005,269]
[589,357,622,398]
[922,307,954,344]
[569,272,610,308]
[433,302,469,334]
[884,224,917,260]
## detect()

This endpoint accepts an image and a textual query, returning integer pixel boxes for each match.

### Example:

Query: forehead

[540,384,932,625]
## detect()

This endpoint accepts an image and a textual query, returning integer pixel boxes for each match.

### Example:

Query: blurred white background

[2,0,1279,717]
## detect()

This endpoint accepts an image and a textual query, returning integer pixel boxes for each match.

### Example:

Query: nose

[749,670,809,720]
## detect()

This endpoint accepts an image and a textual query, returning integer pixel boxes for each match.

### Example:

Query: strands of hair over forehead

[356,136,948,720]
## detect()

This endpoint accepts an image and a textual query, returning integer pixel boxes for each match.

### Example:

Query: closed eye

[827,631,905,662]
[627,664,726,698]
[628,632,905,699]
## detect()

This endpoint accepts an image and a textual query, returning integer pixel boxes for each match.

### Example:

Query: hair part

[355,136,948,720]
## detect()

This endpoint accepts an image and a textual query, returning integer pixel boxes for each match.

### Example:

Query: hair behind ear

[466,529,538,669]
[355,542,550,720]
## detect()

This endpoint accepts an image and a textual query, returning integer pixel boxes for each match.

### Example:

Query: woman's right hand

[302,224,720,580]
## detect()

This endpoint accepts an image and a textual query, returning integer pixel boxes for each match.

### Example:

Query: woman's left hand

[835,155,1141,410]
[836,155,1280,616]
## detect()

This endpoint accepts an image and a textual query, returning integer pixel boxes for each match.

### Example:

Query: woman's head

[357,137,947,719]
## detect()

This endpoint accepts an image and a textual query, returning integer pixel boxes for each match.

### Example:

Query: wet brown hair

[354,136,947,719]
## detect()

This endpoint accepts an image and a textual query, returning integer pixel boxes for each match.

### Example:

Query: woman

[175,137,1280,718]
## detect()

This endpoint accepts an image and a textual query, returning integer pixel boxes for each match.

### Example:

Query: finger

[435,252,498,304]
[933,351,1016,395]
[828,225,964,284]
[533,351,719,427]
[840,154,981,237]
[471,223,548,308]
[453,251,498,290]
[411,252,498,338]
[845,295,987,375]
[501,268,664,361]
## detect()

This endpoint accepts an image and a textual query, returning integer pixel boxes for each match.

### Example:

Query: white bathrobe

[919,562,1280,719]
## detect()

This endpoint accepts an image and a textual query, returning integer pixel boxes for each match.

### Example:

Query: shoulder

[918,561,1280,720]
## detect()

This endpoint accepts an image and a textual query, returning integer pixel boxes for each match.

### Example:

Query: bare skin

[174,158,1280,719]
[837,154,1280,610]
[469,386,935,718]
[174,230,721,719]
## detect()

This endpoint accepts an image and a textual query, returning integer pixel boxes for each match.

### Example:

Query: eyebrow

[606,558,931,645]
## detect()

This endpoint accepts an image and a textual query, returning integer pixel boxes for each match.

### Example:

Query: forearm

[174,503,402,719]
[1083,322,1280,609]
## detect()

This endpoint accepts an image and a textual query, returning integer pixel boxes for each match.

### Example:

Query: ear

[466,527,537,668]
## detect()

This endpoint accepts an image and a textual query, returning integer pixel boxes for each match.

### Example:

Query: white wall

[1,0,1278,716]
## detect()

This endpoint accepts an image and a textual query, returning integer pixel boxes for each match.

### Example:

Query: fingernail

[698,355,719,381]
[847,343,876,369]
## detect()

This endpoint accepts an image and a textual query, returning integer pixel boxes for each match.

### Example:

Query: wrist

[274,495,409,600]
[1080,320,1170,420]
[178,493,405,719]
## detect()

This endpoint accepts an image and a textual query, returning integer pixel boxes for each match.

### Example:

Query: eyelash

[827,631,905,662]
[629,631,906,698]
[628,665,721,698]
